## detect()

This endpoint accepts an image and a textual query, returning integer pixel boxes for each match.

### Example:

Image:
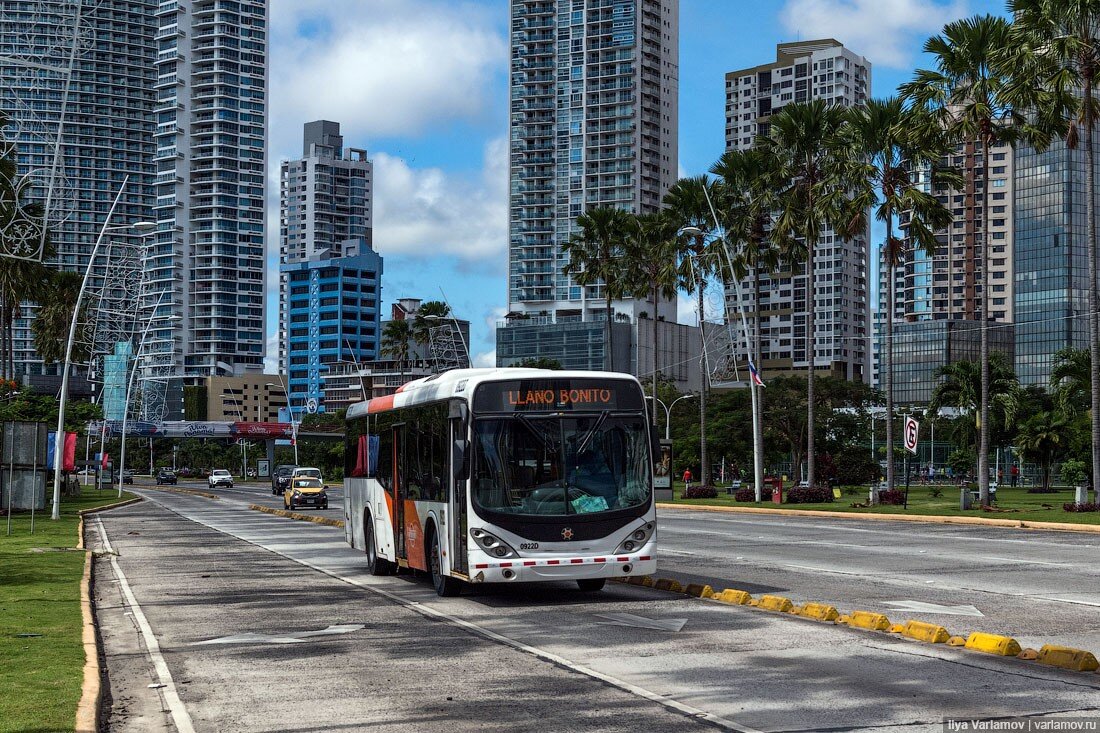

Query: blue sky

[265,0,1009,370]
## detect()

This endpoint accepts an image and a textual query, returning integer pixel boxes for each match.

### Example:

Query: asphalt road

[90,485,1100,732]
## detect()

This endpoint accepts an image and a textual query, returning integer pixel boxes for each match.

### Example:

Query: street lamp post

[647,393,697,441]
[220,394,248,477]
[266,380,299,464]
[51,174,153,519]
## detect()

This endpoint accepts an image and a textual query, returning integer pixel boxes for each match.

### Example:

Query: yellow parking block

[757,595,794,613]
[714,589,752,605]
[847,611,891,631]
[797,602,840,623]
[1036,645,1100,672]
[653,578,684,593]
[964,632,1022,657]
[684,583,714,598]
[901,620,951,644]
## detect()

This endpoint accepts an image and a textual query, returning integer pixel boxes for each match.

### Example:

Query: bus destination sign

[474,379,644,413]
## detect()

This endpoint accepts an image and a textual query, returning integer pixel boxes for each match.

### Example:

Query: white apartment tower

[500,0,679,370]
[149,0,267,416]
[278,120,373,373]
[724,40,872,382]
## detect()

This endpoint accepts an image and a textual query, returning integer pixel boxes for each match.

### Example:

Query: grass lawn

[0,490,136,733]
[665,483,1100,525]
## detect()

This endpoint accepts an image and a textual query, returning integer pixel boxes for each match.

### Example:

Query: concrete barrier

[964,632,1022,657]
[846,611,891,631]
[1036,644,1100,672]
[653,578,684,593]
[901,620,950,644]
[713,589,752,605]
[757,595,794,613]
[684,583,714,599]
[797,602,840,623]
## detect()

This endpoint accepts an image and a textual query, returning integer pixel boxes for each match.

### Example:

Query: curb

[146,487,219,500]
[75,516,99,733]
[79,496,143,516]
[248,503,344,528]
[655,502,1100,533]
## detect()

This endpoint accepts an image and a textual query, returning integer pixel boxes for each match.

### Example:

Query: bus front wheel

[364,513,392,576]
[428,527,462,597]
[577,578,606,592]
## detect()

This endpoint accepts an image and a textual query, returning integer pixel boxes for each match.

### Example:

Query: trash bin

[768,477,783,504]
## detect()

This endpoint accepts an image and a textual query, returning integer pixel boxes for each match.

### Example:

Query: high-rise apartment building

[724,40,872,382]
[279,120,373,373]
[148,0,268,417]
[497,0,679,370]
[1014,141,1091,386]
[0,0,156,378]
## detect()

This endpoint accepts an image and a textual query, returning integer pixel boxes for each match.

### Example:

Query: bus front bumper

[467,550,657,583]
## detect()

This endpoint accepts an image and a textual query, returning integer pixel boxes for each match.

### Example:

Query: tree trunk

[883,209,895,505]
[651,282,659,429]
[606,295,614,371]
[698,281,709,486]
[806,219,816,489]
[978,135,992,506]
[754,262,764,500]
[1085,80,1100,497]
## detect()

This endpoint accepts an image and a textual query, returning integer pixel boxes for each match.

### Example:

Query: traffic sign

[904,415,919,454]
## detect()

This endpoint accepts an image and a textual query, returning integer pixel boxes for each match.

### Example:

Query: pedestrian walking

[682,467,692,489]
[1010,464,1019,487]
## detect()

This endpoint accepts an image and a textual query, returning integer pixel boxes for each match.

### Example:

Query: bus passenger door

[449,411,469,575]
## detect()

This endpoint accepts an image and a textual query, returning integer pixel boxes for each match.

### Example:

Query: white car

[291,467,322,482]
[208,469,234,488]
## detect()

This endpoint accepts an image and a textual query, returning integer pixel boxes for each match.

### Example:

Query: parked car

[121,469,134,484]
[156,469,177,486]
[285,477,328,510]
[271,464,296,495]
[208,469,234,489]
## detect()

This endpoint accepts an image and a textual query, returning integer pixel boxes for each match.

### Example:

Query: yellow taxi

[284,477,329,510]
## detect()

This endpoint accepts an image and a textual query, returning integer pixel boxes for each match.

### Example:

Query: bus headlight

[616,522,654,555]
[470,528,517,558]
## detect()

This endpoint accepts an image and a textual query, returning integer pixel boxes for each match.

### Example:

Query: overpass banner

[93,421,293,438]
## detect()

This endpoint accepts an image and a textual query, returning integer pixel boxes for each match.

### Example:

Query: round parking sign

[306,397,318,414]
[904,416,919,454]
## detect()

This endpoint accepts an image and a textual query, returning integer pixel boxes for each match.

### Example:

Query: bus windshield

[472,413,650,517]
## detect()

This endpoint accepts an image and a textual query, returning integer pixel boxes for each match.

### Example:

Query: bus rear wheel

[429,528,462,597]
[364,514,392,576]
[577,579,606,592]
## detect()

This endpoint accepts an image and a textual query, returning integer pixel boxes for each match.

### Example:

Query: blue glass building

[281,240,382,416]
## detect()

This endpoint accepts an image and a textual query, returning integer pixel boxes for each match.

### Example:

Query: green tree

[561,206,633,370]
[31,271,92,366]
[902,14,1055,506]
[381,319,414,382]
[845,97,959,498]
[762,100,867,488]
[514,357,563,370]
[663,175,725,487]
[1050,346,1090,417]
[1016,411,1068,491]
[411,300,452,348]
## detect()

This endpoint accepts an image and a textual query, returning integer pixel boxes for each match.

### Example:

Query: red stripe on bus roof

[366,395,395,414]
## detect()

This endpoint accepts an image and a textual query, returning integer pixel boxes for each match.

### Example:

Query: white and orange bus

[344,368,658,596]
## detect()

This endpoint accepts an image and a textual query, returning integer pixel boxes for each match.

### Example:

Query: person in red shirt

[1010,464,1019,487]
[682,468,692,487]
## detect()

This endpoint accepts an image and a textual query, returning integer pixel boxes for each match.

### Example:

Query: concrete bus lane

[91,499,710,733]
[653,509,1100,653]
[98,490,1100,733]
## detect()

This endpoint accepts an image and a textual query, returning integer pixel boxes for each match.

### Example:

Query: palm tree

[622,211,683,427]
[562,206,633,370]
[1016,410,1068,491]
[1050,346,1091,417]
[761,100,867,488]
[844,98,960,498]
[31,271,91,366]
[664,175,724,487]
[928,352,1020,490]
[411,300,452,349]
[381,318,414,383]
[902,14,1056,506]
[1008,0,1100,500]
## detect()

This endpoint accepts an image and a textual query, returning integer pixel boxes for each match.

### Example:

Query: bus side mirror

[453,439,469,481]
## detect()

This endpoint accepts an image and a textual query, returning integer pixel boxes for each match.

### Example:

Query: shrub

[1059,459,1087,488]
[878,489,906,506]
[734,487,756,502]
[1027,488,1060,494]
[785,485,834,504]
[929,487,943,498]
[1063,502,1100,513]
[682,485,718,499]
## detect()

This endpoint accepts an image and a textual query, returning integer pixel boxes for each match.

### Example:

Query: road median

[249,503,344,528]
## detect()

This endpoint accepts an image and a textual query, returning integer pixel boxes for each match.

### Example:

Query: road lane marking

[659,548,697,556]
[191,624,365,646]
[594,613,687,632]
[882,601,984,617]
[134,491,764,733]
[95,517,195,733]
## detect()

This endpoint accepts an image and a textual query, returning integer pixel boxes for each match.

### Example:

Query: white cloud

[779,0,968,69]
[474,350,496,368]
[372,137,508,264]
[270,0,506,144]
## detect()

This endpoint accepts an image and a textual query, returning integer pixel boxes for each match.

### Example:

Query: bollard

[960,487,971,510]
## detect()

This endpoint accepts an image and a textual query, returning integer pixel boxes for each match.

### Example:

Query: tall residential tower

[724,39,872,382]
[497,0,679,371]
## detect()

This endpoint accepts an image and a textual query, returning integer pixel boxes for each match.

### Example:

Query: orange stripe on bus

[367,395,394,413]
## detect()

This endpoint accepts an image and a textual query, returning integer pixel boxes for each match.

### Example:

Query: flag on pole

[748,359,766,388]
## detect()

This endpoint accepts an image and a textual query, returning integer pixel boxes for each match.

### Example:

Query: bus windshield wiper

[576,410,610,457]
[516,413,558,451]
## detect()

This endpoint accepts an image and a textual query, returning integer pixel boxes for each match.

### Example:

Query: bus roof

[345,368,643,420]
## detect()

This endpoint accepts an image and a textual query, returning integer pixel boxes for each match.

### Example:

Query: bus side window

[375,414,394,493]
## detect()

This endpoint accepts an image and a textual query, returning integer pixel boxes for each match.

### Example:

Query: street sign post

[903,415,919,508]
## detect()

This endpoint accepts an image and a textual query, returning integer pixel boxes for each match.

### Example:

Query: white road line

[659,548,698,556]
[135,491,763,733]
[95,516,195,733]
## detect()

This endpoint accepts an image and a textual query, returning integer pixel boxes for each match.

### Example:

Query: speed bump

[797,602,840,623]
[714,589,752,605]
[1036,645,1100,672]
[653,578,683,593]
[964,632,1022,657]
[901,620,950,644]
[684,583,714,598]
[847,611,891,631]
[757,595,794,613]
